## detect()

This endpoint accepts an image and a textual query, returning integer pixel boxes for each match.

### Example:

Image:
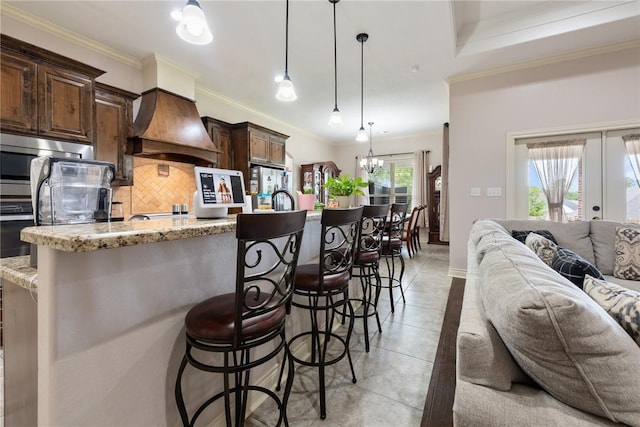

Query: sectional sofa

[454,219,640,426]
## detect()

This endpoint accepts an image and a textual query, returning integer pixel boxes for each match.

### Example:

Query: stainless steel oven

[0,133,94,257]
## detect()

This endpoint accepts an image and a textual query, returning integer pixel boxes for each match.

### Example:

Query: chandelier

[360,122,383,173]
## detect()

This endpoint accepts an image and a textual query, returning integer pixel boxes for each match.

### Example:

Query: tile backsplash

[113,157,196,216]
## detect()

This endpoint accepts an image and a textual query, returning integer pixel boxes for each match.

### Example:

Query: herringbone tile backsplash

[113,157,196,216]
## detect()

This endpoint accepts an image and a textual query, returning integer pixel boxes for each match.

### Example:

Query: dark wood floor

[421,277,465,427]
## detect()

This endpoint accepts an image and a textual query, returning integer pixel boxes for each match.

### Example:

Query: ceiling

[3,1,639,145]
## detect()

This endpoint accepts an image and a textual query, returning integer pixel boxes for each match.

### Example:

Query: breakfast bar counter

[1,212,323,426]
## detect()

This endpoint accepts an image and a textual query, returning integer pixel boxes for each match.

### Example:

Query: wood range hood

[128,87,221,165]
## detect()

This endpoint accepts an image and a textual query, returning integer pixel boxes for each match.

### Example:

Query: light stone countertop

[0,255,38,292]
[4,211,322,293]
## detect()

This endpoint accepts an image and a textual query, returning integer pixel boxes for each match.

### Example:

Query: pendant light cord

[284,0,290,76]
[333,2,338,109]
[360,35,364,128]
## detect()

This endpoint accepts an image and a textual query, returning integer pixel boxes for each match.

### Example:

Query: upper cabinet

[0,34,104,144]
[202,116,232,169]
[231,122,288,187]
[95,82,139,186]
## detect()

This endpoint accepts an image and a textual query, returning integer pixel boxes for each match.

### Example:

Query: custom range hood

[128,87,221,165]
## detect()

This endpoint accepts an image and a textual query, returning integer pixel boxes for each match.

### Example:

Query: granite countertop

[0,256,38,292]
[20,211,322,253]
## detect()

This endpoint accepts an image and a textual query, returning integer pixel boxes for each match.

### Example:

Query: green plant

[303,186,314,194]
[324,174,368,198]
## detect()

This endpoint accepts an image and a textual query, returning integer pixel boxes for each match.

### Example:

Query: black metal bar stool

[380,203,408,313]
[174,210,307,427]
[340,204,388,352]
[277,207,363,420]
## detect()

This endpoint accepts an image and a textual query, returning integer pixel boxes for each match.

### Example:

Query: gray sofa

[454,219,640,426]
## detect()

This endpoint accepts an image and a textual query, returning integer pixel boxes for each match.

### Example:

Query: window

[367,154,414,209]
[511,126,640,223]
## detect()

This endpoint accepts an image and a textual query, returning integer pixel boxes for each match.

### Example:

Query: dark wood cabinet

[95,82,139,186]
[300,161,341,205]
[231,122,288,188]
[0,52,37,134]
[428,165,447,245]
[0,35,104,143]
[202,117,232,169]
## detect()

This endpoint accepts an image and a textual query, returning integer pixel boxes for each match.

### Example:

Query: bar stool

[277,207,363,420]
[343,204,388,352]
[174,210,307,427]
[380,203,408,313]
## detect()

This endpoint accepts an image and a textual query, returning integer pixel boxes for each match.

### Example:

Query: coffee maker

[31,157,115,225]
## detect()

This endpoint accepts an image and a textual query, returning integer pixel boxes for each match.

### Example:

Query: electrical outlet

[470,187,481,197]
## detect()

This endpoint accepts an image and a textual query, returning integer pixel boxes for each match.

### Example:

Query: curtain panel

[623,134,640,188]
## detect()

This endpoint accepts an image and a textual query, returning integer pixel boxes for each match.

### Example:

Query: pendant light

[356,33,368,142]
[172,0,213,45]
[328,0,342,126]
[360,122,384,173]
[276,0,297,102]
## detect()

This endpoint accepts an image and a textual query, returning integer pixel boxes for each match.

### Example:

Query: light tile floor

[0,241,450,427]
[247,242,451,427]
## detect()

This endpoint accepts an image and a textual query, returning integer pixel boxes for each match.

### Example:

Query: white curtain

[411,150,429,210]
[623,134,640,187]
[528,140,585,222]
[440,123,449,242]
[355,156,370,206]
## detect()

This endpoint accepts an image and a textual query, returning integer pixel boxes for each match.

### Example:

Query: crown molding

[195,85,331,145]
[1,3,141,69]
[447,39,640,84]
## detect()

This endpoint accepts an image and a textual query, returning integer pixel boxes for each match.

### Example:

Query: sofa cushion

[525,232,558,266]
[590,221,640,275]
[614,226,640,281]
[478,232,640,426]
[551,247,604,288]
[494,219,595,265]
[584,275,640,347]
[512,229,558,245]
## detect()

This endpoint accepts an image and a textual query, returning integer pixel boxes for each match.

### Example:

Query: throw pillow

[551,247,604,289]
[525,232,558,267]
[479,242,640,426]
[614,226,640,281]
[584,275,640,347]
[512,229,558,245]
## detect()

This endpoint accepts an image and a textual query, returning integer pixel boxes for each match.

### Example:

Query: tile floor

[0,241,450,427]
[247,242,452,427]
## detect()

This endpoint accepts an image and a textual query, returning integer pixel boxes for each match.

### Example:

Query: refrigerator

[249,165,291,195]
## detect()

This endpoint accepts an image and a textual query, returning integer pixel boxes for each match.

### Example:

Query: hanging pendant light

[276,0,297,102]
[356,33,368,142]
[328,0,342,126]
[360,122,384,173]
[172,0,213,45]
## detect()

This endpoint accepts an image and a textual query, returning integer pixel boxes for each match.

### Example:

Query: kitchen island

[1,212,323,426]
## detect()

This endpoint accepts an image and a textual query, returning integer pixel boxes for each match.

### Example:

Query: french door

[512,126,640,222]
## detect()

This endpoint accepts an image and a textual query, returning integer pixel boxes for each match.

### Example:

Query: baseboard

[448,267,466,278]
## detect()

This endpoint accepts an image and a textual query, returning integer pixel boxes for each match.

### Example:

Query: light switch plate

[487,187,502,197]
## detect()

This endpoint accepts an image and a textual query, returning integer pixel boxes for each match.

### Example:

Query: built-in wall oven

[0,133,93,258]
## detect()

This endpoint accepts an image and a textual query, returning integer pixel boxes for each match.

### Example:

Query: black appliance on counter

[0,134,94,258]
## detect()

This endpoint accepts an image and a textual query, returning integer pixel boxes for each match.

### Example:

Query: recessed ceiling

[3,1,639,145]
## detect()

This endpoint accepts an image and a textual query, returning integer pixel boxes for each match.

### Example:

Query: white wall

[448,46,640,274]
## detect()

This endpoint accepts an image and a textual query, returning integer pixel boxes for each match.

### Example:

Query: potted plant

[324,174,367,208]
[297,186,316,211]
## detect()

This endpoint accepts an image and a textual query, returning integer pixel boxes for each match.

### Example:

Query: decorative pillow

[584,275,640,347]
[512,229,558,245]
[614,227,640,281]
[525,232,558,267]
[551,247,604,288]
[479,242,640,425]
